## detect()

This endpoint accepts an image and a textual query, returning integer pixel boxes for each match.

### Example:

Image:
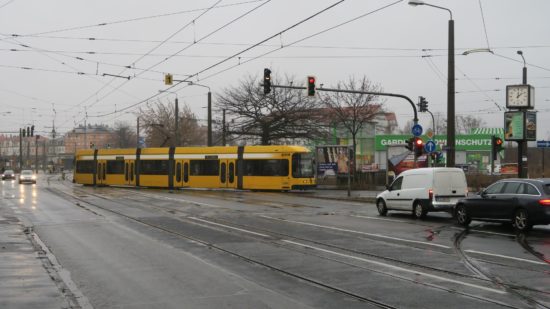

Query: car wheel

[455,204,471,226]
[513,209,532,232]
[377,199,388,216]
[413,202,427,219]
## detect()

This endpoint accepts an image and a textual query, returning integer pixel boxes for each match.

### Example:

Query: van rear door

[433,170,467,203]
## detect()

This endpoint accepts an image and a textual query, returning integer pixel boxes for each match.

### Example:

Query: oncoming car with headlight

[19,169,37,184]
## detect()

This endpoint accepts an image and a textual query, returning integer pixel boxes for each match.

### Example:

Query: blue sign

[537,140,550,148]
[411,124,423,137]
[424,140,436,153]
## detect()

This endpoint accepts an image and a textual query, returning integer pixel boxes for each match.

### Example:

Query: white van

[376,168,468,219]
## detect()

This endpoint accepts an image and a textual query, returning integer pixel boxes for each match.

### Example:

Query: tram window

[140,160,169,175]
[106,160,125,174]
[130,163,134,181]
[183,163,189,182]
[76,161,95,173]
[125,163,129,181]
[243,160,289,176]
[228,162,235,183]
[292,153,314,178]
[190,160,219,176]
[176,163,182,182]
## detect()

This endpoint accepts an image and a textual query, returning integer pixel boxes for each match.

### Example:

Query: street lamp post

[188,82,212,146]
[158,90,179,147]
[409,0,455,167]
[517,50,527,178]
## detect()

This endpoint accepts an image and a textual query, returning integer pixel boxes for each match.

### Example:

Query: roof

[470,128,504,135]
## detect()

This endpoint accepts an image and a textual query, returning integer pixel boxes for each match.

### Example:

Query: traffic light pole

[264,84,419,124]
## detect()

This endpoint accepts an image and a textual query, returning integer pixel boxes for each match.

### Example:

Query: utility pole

[136,117,140,147]
[517,50,528,178]
[222,109,226,146]
[207,91,212,146]
[19,128,23,170]
[175,96,179,147]
[35,135,39,173]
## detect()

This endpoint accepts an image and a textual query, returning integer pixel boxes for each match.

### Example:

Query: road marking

[189,217,269,238]
[283,240,506,295]
[352,215,409,223]
[464,249,546,265]
[261,216,451,249]
[450,227,514,237]
[135,192,222,208]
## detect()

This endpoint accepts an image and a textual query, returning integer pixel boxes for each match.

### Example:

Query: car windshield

[5,170,13,174]
[21,170,33,175]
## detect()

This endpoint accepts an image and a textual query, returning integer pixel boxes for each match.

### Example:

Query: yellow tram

[74,145,316,190]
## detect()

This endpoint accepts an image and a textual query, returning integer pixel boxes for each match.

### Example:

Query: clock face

[507,85,529,107]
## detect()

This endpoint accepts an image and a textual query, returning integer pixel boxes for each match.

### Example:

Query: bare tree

[110,121,137,148]
[456,115,486,134]
[138,100,205,147]
[216,74,326,145]
[321,76,383,171]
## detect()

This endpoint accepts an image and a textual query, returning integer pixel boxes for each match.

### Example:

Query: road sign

[424,140,436,153]
[537,140,550,148]
[426,128,434,139]
[411,124,423,137]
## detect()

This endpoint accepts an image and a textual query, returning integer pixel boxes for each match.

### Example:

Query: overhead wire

[87,0,348,119]
[69,0,225,122]
[9,0,264,37]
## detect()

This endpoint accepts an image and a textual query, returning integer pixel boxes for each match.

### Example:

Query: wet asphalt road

[1,175,549,309]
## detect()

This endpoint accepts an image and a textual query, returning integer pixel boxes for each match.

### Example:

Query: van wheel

[513,209,532,232]
[455,204,471,226]
[413,202,427,219]
[377,199,388,216]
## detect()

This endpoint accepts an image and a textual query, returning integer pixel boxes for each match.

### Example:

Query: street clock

[506,84,534,109]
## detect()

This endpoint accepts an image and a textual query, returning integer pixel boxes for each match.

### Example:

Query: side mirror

[385,184,390,191]
[480,189,487,197]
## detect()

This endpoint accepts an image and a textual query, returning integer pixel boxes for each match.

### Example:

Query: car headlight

[31,175,36,180]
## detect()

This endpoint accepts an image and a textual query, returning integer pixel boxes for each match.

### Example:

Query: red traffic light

[415,138,423,146]
[307,76,316,97]
[495,137,503,146]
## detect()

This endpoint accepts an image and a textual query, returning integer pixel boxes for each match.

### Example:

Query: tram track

[48,184,545,308]
[48,185,398,308]
[453,228,550,308]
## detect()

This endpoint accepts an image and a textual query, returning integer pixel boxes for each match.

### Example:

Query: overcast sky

[1,0,549,140]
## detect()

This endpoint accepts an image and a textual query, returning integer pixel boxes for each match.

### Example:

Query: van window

[390,177,403,191]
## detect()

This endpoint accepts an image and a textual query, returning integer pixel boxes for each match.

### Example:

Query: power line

[8,0,264,37]
[88,0,348,119]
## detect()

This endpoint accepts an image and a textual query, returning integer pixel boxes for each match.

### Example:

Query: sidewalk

[292,187,380,203]
[0,211,68,308]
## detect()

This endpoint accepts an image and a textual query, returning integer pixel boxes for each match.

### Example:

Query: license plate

[436,196,450,202]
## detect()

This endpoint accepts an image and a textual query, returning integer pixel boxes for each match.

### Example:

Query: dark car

[2,169,15,180]
[455,178,550,231]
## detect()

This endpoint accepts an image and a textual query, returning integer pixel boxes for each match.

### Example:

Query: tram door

[124,160,135,186]
[219,159,236,188]
[173,160,184,188]
[96,160,106,185]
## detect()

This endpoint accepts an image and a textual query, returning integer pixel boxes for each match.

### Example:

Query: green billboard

[375,134,497,151]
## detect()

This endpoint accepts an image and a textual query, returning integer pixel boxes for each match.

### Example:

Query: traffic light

[30,125,34,137]
[26,126,30,137]
[405,137,414,151]
[164,73,173,85]
[418,96,428,112]
[263,68,271,94]
[21,128,25,137]
[307,76,316,97]
[414,137,424,157]
[492,135,504,160]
